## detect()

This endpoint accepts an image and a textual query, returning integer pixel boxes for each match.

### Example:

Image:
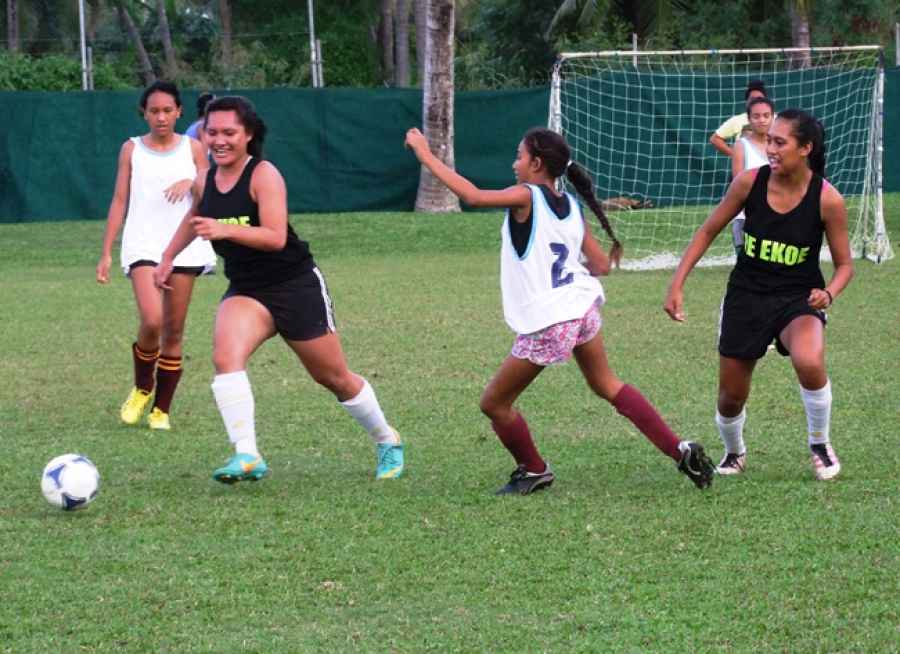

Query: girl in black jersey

[664,108,854,482]
[154,96,405,483]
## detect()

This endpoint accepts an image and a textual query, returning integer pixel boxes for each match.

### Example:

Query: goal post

[550,46,892,270]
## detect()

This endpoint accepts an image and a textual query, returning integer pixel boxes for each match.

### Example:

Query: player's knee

[717,387,748,414]
[479,392,505,421]
[314,369,354,397]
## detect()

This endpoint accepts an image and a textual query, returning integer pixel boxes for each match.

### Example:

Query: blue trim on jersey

[516,184,578,261]
[136,134,187,157]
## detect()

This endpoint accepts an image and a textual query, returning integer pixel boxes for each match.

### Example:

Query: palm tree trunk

[414,0,460,213]
[6,0,18,51]
[218,0,233,70]
[155,0,176,78]
[116,1,155,84]
[395,0,410,87]
[378,0,394,84]
[790,1,811,69]
[413,0,426,87]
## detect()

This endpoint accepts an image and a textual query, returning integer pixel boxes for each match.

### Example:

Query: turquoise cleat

[376,433,405,479]
[213,453,268,484]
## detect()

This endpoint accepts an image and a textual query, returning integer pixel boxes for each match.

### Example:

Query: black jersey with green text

[198,157,315,290]
[728,165,826,294]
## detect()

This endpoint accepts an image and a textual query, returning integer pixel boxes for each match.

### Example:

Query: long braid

[567,162,623,267]
[521,127,625,268]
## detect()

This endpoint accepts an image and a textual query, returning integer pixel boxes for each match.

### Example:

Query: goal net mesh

[550,47,891,270]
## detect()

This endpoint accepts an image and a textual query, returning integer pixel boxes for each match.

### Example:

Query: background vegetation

[1,0,898,91]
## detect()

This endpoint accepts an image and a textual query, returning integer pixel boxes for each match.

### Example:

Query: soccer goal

[550,46,892,270]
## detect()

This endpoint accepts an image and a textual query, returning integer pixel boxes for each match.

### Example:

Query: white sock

[340,378,398,445]
[801,380,832,446]
[716,408,746,455]
[211,371,259,457]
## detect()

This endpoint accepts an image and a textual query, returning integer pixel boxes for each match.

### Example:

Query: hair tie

[566,160,574,169]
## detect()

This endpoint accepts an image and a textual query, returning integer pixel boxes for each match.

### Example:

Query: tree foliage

[1,0,897,91]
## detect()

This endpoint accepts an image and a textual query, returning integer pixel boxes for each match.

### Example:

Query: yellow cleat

[120,387,152,424]
[147,407,171,430]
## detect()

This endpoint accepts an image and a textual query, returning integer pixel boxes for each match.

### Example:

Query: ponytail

[566,161,623,267]
[777,107,827,178]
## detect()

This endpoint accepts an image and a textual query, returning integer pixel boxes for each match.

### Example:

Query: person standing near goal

[154,95,405,483]
[664,108,853,481]
[730,96,775,253]
[709,79,768,157]
[97,80,216,431]
[405,126,714,494]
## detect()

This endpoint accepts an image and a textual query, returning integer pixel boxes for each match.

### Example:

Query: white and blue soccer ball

[41,454,99,510]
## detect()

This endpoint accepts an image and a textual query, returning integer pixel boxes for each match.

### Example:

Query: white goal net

[550,46,892,270]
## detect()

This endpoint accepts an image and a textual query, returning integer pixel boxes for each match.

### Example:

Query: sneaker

[376,433,405,479]
[212,453,269,484]
[810,443,841,481]
[121,387,152,424]
[677,441,714,489]
[494,463,554,495]
[716,452,745,475]
[147,407,170,430]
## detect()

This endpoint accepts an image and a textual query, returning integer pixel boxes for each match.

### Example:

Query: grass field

[1,211,898,652]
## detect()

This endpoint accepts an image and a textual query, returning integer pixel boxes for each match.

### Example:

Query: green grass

[1,210,899,652]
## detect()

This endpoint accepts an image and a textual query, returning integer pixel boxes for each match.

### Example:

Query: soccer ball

[41,454,99,511]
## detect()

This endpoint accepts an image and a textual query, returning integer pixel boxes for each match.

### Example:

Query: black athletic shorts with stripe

[222,267,336,342]
[718,286,826,360]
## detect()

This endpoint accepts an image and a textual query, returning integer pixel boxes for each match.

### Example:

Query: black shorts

[222,267,335,342]
[718,287,826,360]
[128,259,206,277]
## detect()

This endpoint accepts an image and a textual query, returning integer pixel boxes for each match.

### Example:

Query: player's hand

[163,179,193,204]
[154,259,174,291]
[808,288,832,310]
[404,128,431,160]
[663,288,685,322]
[190,216,227,241]
[96,254,112,284]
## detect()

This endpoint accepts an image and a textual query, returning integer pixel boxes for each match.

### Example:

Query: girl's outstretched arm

[663,170,753,321]
[405,128,531,211]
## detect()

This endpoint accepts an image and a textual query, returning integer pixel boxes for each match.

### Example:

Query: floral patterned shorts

[511,303,602,366]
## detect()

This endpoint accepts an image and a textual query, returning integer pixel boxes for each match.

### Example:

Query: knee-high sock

[340,378,398,445]
[211,371,258,456]
[716,409,746,455]
[491,411,545,473]
[133,342,159,393]
[153,354,183,413]
[611,384,682,461]
[801,380,832,446]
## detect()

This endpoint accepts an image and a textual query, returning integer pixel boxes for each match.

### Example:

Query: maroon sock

[491,412,545,473]
[133,343,159,393]
[611,384,682,461]
[153,354,183,413]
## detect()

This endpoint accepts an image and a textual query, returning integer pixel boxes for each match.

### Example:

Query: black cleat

[494,464,555,495]
[677,441,714,489]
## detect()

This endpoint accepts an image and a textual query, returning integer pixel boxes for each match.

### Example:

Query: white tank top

[500,184,604,335]
[120,135,216,272]
[739,136,768,172]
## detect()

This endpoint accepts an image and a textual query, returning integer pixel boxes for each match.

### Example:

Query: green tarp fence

[1,70,899,223]
[0,86,548,223]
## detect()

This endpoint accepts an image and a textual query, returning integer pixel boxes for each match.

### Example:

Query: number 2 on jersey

[550,242,573,288]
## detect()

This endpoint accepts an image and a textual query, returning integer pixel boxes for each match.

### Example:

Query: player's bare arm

[97,140,135,283]
[155,172,208,290]
[663,171,754,321]
[809,184,854,309]
[710,132,732,157]
[580,220,611,277]
[188,161,288,251]
[404,127,532,213]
